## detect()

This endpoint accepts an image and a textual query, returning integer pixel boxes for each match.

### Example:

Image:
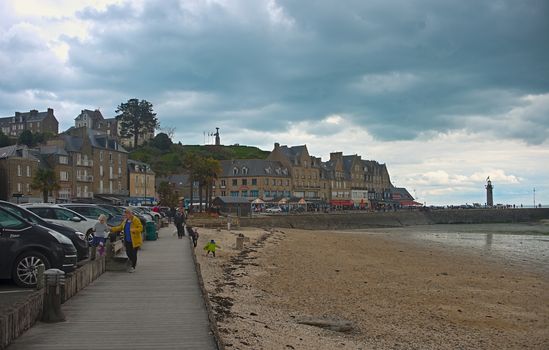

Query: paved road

[8,226,218,350]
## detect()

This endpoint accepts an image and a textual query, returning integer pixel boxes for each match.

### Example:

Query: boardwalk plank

[8,226,217,350]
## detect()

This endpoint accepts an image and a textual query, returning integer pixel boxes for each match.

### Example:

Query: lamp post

[533,188,536,208]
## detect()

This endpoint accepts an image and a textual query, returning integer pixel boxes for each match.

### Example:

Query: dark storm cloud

[1,0,548,142]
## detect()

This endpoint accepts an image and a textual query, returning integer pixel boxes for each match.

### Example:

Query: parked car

[0,201,89,261]
[0,207,77,287]
[59,203,122,227]
[22,204,99,245]
[266,206,283,213]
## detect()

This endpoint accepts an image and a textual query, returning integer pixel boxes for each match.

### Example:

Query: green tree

[31,168,60,202]
[115,98,158,148]
[0,131,13,147]
[157,181,179,207]
[150,132,173,151]
[18,130,34,147]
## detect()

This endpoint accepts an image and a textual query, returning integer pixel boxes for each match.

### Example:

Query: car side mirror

[71,216,82,222]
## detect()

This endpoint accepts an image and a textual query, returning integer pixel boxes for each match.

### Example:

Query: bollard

[236,236,245,250]
[42,269,66,323]
[36,264,45,290]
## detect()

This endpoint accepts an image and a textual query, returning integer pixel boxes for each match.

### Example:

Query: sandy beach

[193,223,549,349]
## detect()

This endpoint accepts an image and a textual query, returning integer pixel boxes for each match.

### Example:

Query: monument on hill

[485,177,494,207]
[214,127,220,146]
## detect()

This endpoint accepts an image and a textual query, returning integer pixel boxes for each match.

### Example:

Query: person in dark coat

[174,208,185,239]
[188,226,199,248]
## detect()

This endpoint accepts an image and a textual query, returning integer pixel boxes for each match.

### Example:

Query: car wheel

[86,229,95,245]
[13,251,51,288]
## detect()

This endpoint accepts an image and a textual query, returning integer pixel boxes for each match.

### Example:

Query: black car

[0,201,89,261]
[0,207,77,287]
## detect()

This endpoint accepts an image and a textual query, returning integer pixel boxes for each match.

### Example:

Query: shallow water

[353,223,549,275]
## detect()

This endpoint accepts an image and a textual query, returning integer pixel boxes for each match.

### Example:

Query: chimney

[15,112,21,117]
[47,108,54,115]
[30,109,38,116]
[274,142,280,149]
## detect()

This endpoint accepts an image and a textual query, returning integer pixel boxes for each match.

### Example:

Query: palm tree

[31,168,60,203]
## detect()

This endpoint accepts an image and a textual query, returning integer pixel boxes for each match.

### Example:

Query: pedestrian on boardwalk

[93,214,109,257]
[110,208,143,273]
[188,226,199,248]
[174,207,185,239]
[204,239,217,257]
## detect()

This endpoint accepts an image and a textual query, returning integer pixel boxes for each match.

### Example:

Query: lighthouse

[485,177,494,207]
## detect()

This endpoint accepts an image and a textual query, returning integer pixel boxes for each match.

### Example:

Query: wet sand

[194,223,549,349]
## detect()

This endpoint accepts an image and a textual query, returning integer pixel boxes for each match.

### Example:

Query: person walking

[188,226,199,248]
[174,208,185,239]
[110,208,143,273]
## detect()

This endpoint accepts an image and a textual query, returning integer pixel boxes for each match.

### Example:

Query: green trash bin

[146,221,157,241]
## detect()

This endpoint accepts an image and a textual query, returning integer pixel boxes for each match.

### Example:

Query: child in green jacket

[204,239,217,257]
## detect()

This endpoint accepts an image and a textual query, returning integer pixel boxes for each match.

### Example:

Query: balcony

[76,175,93,182]
[76,160,94,167]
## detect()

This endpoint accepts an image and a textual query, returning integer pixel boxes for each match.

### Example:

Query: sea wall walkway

[8,226,217,350]
[239,208,549,230]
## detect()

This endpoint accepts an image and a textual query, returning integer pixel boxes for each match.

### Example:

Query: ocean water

[354,223,549,274]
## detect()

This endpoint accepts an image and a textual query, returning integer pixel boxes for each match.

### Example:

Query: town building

[37,144,73,202]
[45,127,129,201]
[0,145,42,203]
[127,159,155,205]
[0,108,59,137]
[267,143,327,203]
[213,159,292,200]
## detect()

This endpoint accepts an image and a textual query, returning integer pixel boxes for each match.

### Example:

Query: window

[53,208,79,221]
[230,191,239,197]
[241,190,248,197]
[26,165,31,177]
[250,190,259,197]
[233,167,239,175]
[242,167,248,175]
[76,153,81,165]
[251,178,257,186]
[17,165,21,176]
[0,209,28,230]
[59,156,68,164]
[221,191,226,196]
[264,179,269,185]
[232,179,237,186]
[109,153,112,162]
[272,179,276,186]
[26,183,30,193]
[100,151,104,161]
[27,207,54,219]
[17,183,22,192]
[60,171,69,181]
[242,179,247,186]
[118,154,121,164]
[221,180,226,187]
[264,191,271,197]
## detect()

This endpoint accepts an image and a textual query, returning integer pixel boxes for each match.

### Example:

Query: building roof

[0,145,40,161]
[0,109,54,123]
[38,145,69,156]
[220,159,289,177]
[74,109,104,121]
[277,145,307,165]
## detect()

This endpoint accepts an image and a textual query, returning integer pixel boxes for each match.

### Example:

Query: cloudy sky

[1,0,548,206]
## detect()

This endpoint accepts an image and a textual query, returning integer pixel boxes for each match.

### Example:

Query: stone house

[213,159,292,200]
[0,108,59,137]
[0,145,42,203]
[267,143,327,202]
[127,159,155,205]
[46,127,129,201]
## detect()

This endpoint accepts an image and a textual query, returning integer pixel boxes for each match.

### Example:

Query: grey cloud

[1,0,548,144]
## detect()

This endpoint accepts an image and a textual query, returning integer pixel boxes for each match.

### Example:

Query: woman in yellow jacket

[110,208,143,273]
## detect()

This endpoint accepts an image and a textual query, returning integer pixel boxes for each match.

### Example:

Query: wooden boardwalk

[8,226,218,350]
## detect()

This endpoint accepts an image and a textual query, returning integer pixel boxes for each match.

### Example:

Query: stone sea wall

[238,208,549,230]
[0,257,106,350]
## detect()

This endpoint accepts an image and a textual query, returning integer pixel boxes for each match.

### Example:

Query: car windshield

[0,209,29,230]
[0,205,44,225]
